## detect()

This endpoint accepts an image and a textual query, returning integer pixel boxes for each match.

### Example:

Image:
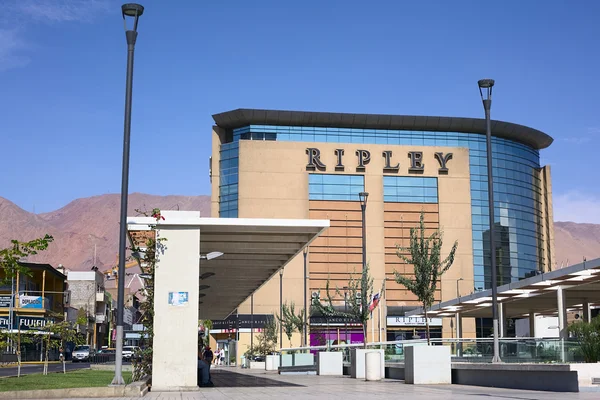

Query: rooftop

[213,108,553,150]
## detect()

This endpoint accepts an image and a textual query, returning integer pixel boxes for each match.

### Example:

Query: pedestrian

[203,346,214,380]
[197,348,213,387]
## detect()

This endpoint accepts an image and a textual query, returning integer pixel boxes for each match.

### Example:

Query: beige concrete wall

[539,165,555,272]
[210,126,227,218]
[152,222,200,390]
[225,140,475,339]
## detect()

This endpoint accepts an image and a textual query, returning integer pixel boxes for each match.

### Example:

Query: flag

[369,293,381,312]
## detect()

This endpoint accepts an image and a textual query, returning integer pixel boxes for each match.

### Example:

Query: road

[0,362,90,377]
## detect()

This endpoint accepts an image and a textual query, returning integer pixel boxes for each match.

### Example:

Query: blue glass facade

[221,124,544,290]
[383,177,438,203]
[309,174,365,201]
[219,141,239,218]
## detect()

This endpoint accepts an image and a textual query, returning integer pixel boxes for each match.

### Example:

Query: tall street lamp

[478,78,501,363]
[456,278,464,298]
[113,3,144,386]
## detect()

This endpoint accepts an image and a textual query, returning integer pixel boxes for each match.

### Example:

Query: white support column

[582,301,591,323]
[498,303,505,338]
[455,313,462,357]
[557,286,567,363]
[528,312,536,338]
[152,219,201,391]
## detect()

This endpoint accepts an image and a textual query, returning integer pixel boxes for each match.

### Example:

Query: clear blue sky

[1,0,599,222]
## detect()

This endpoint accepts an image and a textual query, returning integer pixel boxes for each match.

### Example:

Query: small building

[66,270,110,350]
[0,262,66,361]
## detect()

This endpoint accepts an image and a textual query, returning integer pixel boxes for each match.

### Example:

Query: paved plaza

[17,366,600,400]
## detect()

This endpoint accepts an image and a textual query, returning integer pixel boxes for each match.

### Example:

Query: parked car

[122,346,140,361]
[72,345,93,362]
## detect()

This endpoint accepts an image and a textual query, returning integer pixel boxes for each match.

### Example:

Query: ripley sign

[306,148,453,174]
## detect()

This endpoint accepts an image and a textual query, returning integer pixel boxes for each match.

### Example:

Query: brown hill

[0,194,210,273]
[554,222,600,268]
[1,194,599,274]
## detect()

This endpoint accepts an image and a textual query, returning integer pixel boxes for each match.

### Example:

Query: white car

[122,346,140,361]
[72,345,92,362]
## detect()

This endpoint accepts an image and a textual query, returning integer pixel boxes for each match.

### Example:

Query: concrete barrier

[405,345,451,384]
[317,351,343,376]
[266,355,280,371]
[351,349,384,379]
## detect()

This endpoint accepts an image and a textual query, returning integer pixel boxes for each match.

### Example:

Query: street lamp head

[478,78,494,103]
[358,192,369,206]
[121,3,144,32]
[478,79,495,89]
[200,251,224,261]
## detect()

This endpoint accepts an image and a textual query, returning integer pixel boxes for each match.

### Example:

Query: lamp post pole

[456,278,463,298]
[358,192,369,343]
[478,78,501,363]
[279,269,283,349]
[303,248,308,347]
[359,192,369,271]
[113,3,144,385]
[344,288,349,344]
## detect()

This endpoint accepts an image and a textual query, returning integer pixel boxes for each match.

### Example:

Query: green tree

[393,211,458,345]
[569,316,600,363]
[43,315,84,374]
[277,302,304,347]
[311,264,374,348]
[130,207,167,381]
[246,316,278,358]
[0,235,54,283]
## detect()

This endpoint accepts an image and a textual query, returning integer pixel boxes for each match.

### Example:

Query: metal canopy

[212,108,553,150]
[407,258,600,319]
[128,217,329,320]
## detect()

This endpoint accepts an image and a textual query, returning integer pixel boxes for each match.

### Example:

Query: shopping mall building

[209,108,555,348]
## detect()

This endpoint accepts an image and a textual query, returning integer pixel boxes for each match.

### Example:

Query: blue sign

[20,296,44,309]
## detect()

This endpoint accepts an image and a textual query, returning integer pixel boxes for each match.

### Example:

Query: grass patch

[0,369,133,392]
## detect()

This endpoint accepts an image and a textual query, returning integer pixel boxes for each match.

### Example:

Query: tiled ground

[20,366,600,399]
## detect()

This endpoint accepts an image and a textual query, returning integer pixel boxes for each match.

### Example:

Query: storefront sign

[387,316,443,327]
[0,316,9,329]
[0,295,13,308]
[306,148,453,174]
[212,314,272,330]
[19,296,44,309]
[17,316,50,330]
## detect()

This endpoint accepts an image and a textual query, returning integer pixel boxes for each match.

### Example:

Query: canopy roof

[128,215,329,320]
[407,258,600,319]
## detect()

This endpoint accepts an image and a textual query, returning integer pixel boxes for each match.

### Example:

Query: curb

[0,378,149,399]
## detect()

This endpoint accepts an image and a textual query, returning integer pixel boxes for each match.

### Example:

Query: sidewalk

[11,366,600,399]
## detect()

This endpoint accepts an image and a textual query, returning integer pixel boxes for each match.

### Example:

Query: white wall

[151,218,200,391]
[515,316,559,338]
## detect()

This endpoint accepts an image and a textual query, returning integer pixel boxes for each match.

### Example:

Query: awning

[406,258,600,319]
[128,215,329,320]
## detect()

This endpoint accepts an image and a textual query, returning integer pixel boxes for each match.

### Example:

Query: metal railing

[278,337,584,367]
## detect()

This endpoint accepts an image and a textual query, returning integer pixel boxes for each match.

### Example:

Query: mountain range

[0,194,599,273]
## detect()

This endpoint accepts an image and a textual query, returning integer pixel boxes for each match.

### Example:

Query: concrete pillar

[528,312,536,338]
[557,286,567,363]
[455,313,462,357]
[582,301,591,323]
[152,221,201,391]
